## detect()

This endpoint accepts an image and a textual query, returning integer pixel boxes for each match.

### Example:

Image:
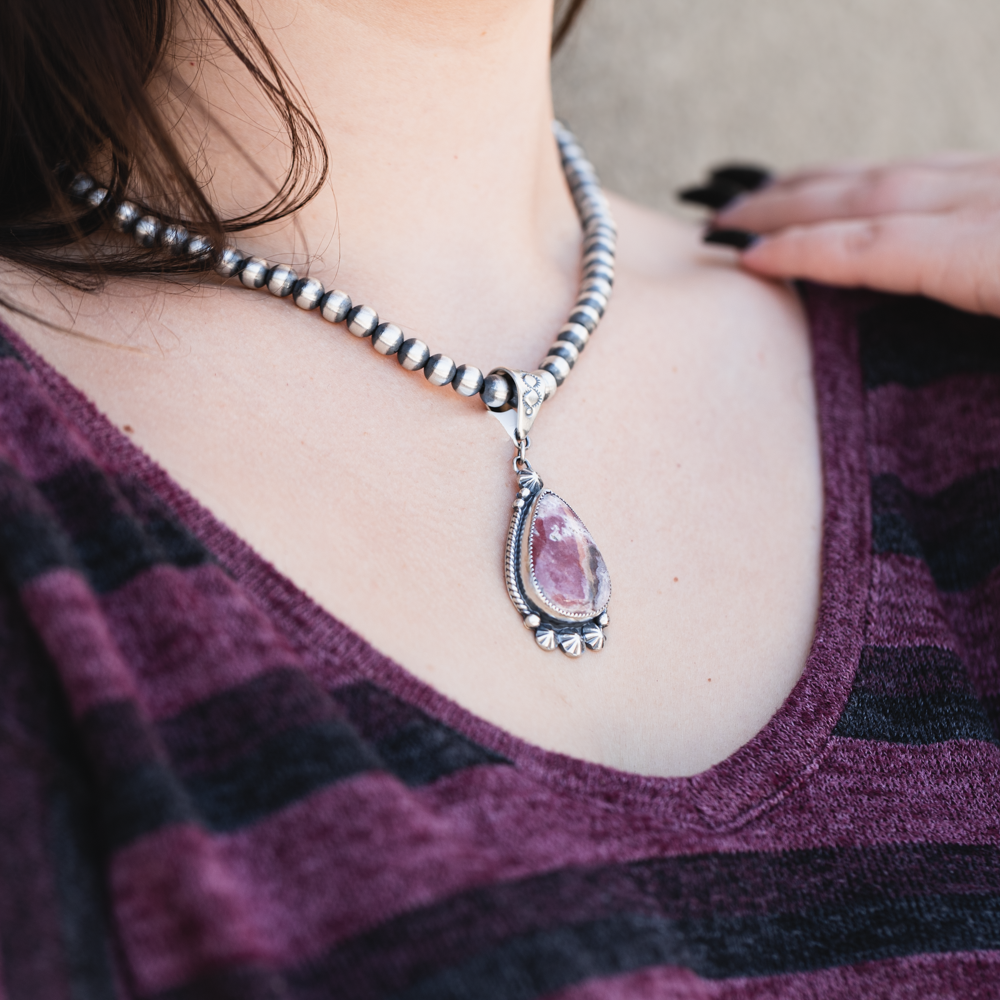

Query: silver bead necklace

[69,122,615,658]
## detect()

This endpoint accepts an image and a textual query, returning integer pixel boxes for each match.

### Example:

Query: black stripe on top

[860,297,1000,389]
[82,672,510,849]
[871,471,1000,591]
[288,843,1000,999]
[834,645,998,744]
[332,682,511,787]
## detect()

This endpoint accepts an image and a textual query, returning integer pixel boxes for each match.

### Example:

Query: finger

[739,210,1000,317]
[718,162,1000,233]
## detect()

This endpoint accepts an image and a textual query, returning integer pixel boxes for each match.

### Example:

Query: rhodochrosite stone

[529,492,610,618]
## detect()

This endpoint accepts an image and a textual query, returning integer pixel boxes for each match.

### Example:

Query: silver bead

[292,277,324,310]
[583,248,615,269]
[161,224,189,255]
[397,338,430,371]
[556,322,589,351]
[480,372,511,409]
[85,186,109,209]
[68,173,95,200]
[576,291,608,314]
[320,289,352,324]
[112,201,140,234]
[541,354,571,386]
[267,264,297,297]
[372,322,404,355]
[569,303,601,333]
[133,215,161,248]
[452,364,484,397]
[240,257,269,289]
[215,247,244,278]
[547,340,579,366]
[424,354,457,386]
[582,277,612,300]
[523,613,541,629]
[186,235,212,260]
[531,368,558,401]
[346,304,378,337]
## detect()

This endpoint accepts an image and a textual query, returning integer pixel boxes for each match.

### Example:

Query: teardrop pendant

[505,465,610,657]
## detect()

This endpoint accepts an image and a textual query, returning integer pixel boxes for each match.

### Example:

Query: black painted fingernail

[677,181,743,210]
[708,163,773,193]
[703,228,759,250]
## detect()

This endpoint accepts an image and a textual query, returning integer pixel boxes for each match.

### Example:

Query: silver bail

[489,368,550,442]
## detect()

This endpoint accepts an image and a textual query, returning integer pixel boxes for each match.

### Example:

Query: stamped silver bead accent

[556,322,589,351]
[69,173,95,200]
[85,186,109,210]
[320,290,352,324]
[161,225,189,255]
[532,368,558,401]
[598,610,609,627]
[240,257,269,289]
[112,201,140,234]
[292,277,324,310]
[186,235,212,260]
[541,354,571,386]
[452,364,485,397]
[267,265,297,298]
[398,338,430,371]
[133,216,161,248]
[347,304,379,337]
[425,354,457,386]
[547,341,579,366]
[372,323,404,355]
[480,372,511,409]
[215,247,244,278]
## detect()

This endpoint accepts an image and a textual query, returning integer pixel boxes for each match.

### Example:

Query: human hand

[693,155,1000,318]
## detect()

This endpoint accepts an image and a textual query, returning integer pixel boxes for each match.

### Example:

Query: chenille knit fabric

[0,284,999,999]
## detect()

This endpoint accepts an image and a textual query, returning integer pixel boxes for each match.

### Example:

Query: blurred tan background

[551,0,1000,211]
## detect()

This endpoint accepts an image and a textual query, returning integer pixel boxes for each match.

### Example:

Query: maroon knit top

[1,284,999,999]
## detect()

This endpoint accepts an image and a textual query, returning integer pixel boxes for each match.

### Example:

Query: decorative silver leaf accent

[582,623,605,650]
[535,625,557,651]
[558,631,584,657]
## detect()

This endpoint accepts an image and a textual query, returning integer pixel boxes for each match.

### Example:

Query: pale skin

[21,0,979,780]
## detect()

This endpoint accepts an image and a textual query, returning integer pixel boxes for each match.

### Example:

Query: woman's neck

[172,0,582,364]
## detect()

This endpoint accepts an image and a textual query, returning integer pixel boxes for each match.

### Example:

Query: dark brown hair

[0,0,588,291]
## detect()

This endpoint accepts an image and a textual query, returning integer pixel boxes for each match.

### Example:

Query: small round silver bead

[215,247,244,278]
[267,264,297,298]
[569,303,601,333]
[523,613,541,629]
[161,224,189,255]
[346,304,379,338]
[186,235,212,260]
[397,338,430,371]
[133,215,161,248]
[239,257,269,289]
[452,364,485,397]
[547,340,579,366]
[480,372,511,409]
[85,186,109,210]
[556,322,589,351]
[371,323,404,355]
[320,290,352,324]
[541,354,571,386]
[292,277,324,310]
[112,201,140,234]
[532,368,558,401]
[68,173,95,200]
[424,354,457,386]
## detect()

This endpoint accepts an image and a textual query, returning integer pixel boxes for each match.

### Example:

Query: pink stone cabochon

[528,491,611,618]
